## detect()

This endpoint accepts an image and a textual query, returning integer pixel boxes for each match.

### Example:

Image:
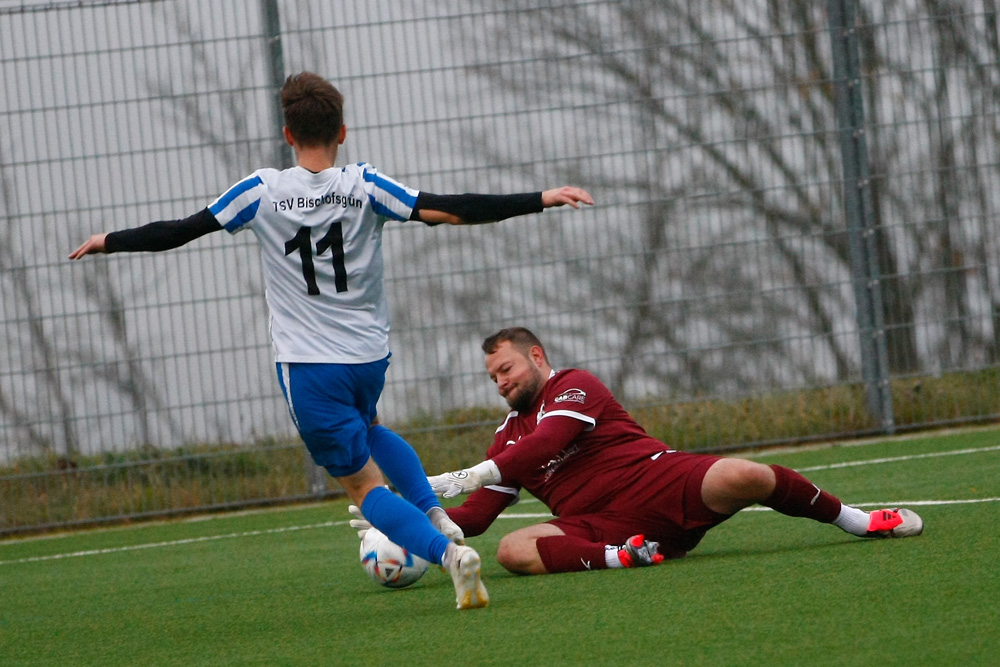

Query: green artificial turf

[1,427,997,666]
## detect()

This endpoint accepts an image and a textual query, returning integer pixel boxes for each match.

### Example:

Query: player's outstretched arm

[411,187,593,225]
[69,209,223,260]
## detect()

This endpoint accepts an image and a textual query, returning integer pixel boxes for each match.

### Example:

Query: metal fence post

[262,0,294,171]
[827,0,896,434]
[261,0,327,496]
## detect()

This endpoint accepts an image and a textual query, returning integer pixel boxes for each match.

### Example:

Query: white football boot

[445,544,489,610]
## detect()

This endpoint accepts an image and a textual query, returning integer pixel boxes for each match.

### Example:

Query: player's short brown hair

[281,72,344,146]
[482,327,549,363]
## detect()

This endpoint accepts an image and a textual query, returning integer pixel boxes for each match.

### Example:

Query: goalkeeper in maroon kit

[420,327,923,575]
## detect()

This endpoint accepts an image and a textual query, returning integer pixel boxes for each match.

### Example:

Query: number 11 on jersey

[284,223,348,295]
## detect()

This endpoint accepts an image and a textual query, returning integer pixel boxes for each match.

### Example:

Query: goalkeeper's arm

[446,486,519,538]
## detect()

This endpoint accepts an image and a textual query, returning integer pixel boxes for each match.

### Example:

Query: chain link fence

[2,0,998,534]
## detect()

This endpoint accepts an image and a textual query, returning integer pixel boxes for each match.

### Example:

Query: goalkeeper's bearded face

[485,341,549,412]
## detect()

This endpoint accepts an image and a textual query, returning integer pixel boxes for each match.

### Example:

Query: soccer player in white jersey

[70,72,594,610]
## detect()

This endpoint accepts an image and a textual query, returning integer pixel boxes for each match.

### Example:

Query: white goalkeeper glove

[427,460,502,499]
[348,504,372,539]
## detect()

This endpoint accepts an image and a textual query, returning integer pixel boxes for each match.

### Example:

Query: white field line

[2,443,997,567]
[793,443,1000,472]
[0,521,343,566]
[0,512,556,566]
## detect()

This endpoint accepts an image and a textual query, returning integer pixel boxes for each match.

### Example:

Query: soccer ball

[359,527,430,589]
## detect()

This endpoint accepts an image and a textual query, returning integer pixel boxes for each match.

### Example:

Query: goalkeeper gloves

[427,460,502,498]
[347,504,372,539]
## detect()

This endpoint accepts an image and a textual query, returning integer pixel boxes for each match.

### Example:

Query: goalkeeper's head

[482,327,552,412]
[482,327,549,363]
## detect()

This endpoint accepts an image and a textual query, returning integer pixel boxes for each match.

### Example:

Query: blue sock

[368,425,440,514]
[361,486,450,565]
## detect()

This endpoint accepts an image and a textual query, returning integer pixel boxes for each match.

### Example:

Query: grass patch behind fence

[2,368,997,535]
[635,366,1000,450]
[0,441,314,534]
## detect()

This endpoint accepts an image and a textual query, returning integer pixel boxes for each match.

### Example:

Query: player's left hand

[348,504,371,539]
[68,233,109,259]
[541,186,594,209]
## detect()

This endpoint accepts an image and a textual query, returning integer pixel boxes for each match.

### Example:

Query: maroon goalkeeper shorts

[546,451,731,558]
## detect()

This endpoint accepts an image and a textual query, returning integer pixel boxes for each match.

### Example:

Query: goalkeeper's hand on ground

[427,460,502,498]
[347,504,371,539]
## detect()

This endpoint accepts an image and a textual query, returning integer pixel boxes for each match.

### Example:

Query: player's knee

[728,459,775,498]
[704,458,776,513]
[496,534,537,575]
[495,535,522,572]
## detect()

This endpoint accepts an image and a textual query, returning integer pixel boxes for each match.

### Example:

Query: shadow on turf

[683,535,881,562]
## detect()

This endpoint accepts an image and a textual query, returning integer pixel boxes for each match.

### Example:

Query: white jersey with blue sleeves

[209,162,418,363]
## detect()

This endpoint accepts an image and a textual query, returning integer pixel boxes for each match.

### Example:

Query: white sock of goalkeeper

[832,504,871,536]
[605,545,625,569]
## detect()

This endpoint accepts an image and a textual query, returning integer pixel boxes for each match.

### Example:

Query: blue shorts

[276,357,389,477]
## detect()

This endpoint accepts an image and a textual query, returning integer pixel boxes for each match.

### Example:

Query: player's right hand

[348,504,371,539]
[428,460,502,498]
[68,233,109,259]
[427,470,483,498]
[541,186,594,209]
